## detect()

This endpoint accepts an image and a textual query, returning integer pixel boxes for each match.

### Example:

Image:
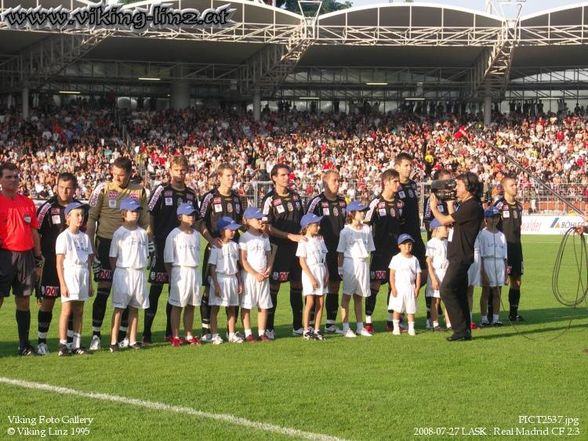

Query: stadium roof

[1,1,588,95]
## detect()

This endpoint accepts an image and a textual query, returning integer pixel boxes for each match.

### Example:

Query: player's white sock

[342,323,350,332]
[393,320,400,332]
[59,339,67,345]
[245,329,252,337]
[73,333,81,348]
[493,314,499,322]
[408,322,415,331]
[258,328,265,337]
[366,315,372,324]
[356,322,364,332]
[229,332,236,340]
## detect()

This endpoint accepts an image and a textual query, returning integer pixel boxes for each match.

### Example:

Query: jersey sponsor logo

[378,202,386,209]
[214,204,222,213]
[272,199,282,206]
[150,271,169,283]
[321,202,329,208]
[323,207,330,216]
[41,286,60,297]
[51,214,62,225]
[51,208,61,215]
[339,201,346,207]
[213,197,222,204]
[378,208,387,217]
[164,191,173,197]
[293,194,300,201]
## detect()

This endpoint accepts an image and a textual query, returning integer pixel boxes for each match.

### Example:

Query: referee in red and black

[0,162,43,355]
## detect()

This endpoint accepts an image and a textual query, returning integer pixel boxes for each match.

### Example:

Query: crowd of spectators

[1,101,587,208]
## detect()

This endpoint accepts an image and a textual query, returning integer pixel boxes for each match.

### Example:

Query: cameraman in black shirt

[429,172,484,342]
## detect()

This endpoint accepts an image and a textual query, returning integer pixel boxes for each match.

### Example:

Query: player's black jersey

[365,194,405,253]
[262,188,304,247]
[306,193,346,251]
[148,184,199,242]
[397,179,421,234]
[493,197,522,244]
[200,188,244,237]
[37,197,86,258]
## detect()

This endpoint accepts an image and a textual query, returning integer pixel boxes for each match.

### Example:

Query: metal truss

[0,32,110,92]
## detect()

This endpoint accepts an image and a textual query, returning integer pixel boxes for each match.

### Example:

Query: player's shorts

[425,271,446,298]
[95,236,113,282]
[148,241,169,285]
[241,271,272,310]
[0,249,34,297]
[39,256,61,298]
[388,288,417,314]
[482,258,506,287]
[111,267,149,309]
[201,245,212,288]
[342,257,370,297]
[507,243,524,277]
[208,273,239,307]
[169,266,201,308]
[301,263,328,296]
[370,250,395,284]
[326,250,341,282]
[271,244,302,283]
[468,256,480,287]
[61,266,90,303]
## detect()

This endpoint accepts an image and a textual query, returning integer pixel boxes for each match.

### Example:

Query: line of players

[13,152,526,354]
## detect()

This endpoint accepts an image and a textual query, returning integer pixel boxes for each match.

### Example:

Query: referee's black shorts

[94,236,113,282]
[0,249,35,297]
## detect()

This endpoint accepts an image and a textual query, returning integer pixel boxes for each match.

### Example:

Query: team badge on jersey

[165,198,173,206]
[513,210,518,219]
[287,202,294,212]
[23,214,31,224]
[276,204,285,214]
[214,204,222,213]
[333,207,339,216]
[51,215,61,225]
[408,190,414,198]
[227,203,233,213]
[323,207,330,216]
[398,191,406,198]
[379,208,387,217]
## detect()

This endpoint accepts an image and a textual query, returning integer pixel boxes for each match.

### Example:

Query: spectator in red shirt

[0,162,43,355]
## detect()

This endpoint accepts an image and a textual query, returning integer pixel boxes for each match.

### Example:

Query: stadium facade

[1,1,588,121]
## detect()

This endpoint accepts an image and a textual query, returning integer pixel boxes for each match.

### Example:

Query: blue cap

[430,218,443,229]
[484,206,500,218]
[243,207,264,220]
[217,216,241,231]
[397,233,414,245]
[64,202,84,215]
[119,198,142,212]
[177,203,197,216]
[300,213,323,229]
[347,201,368,212]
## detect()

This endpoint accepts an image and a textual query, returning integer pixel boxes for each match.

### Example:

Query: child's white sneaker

[211,335,224,345]
[118,338,129,349]
[408,329,416,336]
[89,335,101,351]
[356,328,373,337]
[228,334,244,343]
[392,329,401,336]
[343,329,357,338]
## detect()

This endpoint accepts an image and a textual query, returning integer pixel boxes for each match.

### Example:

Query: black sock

[267,285,280,331]
[290,287,303,330]
[37,310,53,344]
[144,284,163,338]
[16,309,31,349]
[118,309,129,342]
[366,288,378,318]
[165,302,172,337]
[509,288,520,318]
[487,291,494,322]
[92,287,110,337]
[67,316,74,344]
[425,296,432,320]
[326,292,339,322]
[200,294,211,334]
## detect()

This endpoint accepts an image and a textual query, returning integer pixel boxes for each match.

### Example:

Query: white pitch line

[0,377,352,441]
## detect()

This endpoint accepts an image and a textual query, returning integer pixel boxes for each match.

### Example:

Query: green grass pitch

[0,235,586,441]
